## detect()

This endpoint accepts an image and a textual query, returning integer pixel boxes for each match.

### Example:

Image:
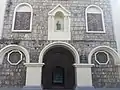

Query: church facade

[0,0,120,90]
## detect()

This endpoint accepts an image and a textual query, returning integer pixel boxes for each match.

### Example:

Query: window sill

[12,30,32,32]
[86,31,106,34]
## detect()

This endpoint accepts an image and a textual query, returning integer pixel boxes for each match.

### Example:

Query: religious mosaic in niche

[14,12,31,30]
[87,13,103,31]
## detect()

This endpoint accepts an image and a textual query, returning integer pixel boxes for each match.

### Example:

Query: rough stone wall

[0,51,26,88]
[0,0,119,88]
[2,0,114,41]
[92,53,120,88]
[0,40,118,87]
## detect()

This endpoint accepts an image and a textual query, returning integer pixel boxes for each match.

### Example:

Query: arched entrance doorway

[42,46,75,89]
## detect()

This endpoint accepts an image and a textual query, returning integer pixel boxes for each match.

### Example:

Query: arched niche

[54,11,64,31]
[48,4,71,40]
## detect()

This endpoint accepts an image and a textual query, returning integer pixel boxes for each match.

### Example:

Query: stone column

[64,16,67,31]
[51,16,54,32]
[74,64,95,90]
[23,63,44,90]
[48,16,52,32]
[117,64,120,81]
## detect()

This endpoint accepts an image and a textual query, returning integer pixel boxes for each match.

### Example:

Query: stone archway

[24,42,93,89]
[39,42,79,90]
[38,42,93,89]
[42,46,75,89]
[39,42,80,64]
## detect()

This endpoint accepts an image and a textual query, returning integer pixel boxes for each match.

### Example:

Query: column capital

[116,64,120,67]
[24,63,44,67]
[73,64,94,68]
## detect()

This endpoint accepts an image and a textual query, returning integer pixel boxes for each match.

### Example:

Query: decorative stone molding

[117,64,120,66]
[7,50,23,65]
[48,4,71,40]
[24,63,44,67]
[88,46,120,65]
[0,44,30,64]
[95,51,109,65]
[12,3,33,32]
[39,41,80,64]
[86,5,105,33]
[73,64,94,68]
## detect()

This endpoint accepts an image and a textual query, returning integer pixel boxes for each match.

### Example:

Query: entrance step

[44,89,73,90]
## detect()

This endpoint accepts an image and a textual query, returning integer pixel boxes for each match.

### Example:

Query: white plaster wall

[26,65,42,86]
[111,0,120,54]
[48,32,71,40]
[0,0,7,39]
[76,67,93,86]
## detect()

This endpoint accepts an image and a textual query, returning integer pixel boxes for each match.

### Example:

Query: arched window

[86,5,105,33]
[12,3,33,32]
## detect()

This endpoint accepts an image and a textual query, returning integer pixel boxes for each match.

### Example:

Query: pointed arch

[48,4,71,16]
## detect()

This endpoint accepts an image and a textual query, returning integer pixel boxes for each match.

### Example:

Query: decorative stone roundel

[95,51,109,65]
[7,50,23,65]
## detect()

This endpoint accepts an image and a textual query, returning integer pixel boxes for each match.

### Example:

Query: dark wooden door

[42,47,75,89]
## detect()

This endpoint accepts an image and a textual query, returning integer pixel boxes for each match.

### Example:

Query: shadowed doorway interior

[42,46,75,90]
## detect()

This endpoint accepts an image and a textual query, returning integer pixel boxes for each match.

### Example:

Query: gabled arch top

[48,4,71,40]
[48,4,71,16]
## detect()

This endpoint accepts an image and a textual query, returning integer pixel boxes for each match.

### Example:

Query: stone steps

[44,89,72,90]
